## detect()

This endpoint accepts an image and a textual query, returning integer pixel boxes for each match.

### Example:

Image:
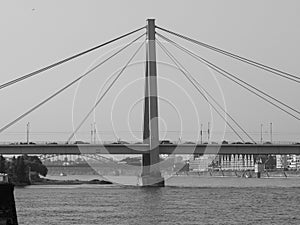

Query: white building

[276,155,300,170]
[189,155,217,171]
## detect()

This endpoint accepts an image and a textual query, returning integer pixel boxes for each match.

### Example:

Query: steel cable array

[156,26,300,84]
[0,27,145,90]
[157,39,254,143]
[0,33,145,134]
[156,32,300,121]
[67,41,145,143]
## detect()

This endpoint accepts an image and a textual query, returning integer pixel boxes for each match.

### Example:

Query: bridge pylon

[141,19,164,187]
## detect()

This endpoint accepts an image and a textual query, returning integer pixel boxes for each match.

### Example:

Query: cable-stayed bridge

[1,19,300,185]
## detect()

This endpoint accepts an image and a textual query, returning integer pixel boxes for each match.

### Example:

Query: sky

[0,0,300,143]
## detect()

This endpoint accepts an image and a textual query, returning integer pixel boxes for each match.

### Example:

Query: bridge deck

[0,144,299,155]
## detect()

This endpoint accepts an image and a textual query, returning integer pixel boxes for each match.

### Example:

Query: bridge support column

[141,19,164,187]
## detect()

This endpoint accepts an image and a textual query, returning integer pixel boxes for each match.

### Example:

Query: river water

[14,176,300,225]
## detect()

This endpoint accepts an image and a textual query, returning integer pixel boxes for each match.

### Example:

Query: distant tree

[208,160,218,168]
[179,162,189,173]
[11,156,17,176]
[0,155,6,173]
[15,156,30,184]
[24,155,48,177]
[265,155,276,170]
[6,160,14,182]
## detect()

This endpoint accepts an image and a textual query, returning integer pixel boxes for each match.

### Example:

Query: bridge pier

[140,19,164,187]
[141,173,165,187]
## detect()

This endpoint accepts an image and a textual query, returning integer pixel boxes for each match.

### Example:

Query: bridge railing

[0,140,299,146]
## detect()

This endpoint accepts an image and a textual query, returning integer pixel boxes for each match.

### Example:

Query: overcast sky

[0,1,300,143]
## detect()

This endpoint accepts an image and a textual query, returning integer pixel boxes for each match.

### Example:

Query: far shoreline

[14,178,113,187]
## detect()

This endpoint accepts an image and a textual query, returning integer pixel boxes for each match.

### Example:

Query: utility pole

[26,122,30,144]
[270,122,273,143]
[260,124,263,143]
[200,123,203,144]
[93,122,97,144]
[207,122,210,143]
[90,123,93,144]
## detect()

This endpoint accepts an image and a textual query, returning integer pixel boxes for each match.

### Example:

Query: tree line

[0,155,48,185]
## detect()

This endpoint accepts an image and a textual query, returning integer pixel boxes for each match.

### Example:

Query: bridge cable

[158,33,300,117]
[67,41,145,143]
[158,37,246,142]
[0,26,145,91]
[157,39,247,143]
[157,33,300,121]
[156,26,300,84]
[157,38,256,143]
[0,34,145,134]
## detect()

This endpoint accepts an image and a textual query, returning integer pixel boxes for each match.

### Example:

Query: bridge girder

[0,144,299,155]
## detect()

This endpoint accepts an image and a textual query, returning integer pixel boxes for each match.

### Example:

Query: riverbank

[12,174,300,188]
[187,169,300,178]
[34,178,112,185]
[14,178,113,186]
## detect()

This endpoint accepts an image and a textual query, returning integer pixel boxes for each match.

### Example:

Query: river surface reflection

[15,176,300,225]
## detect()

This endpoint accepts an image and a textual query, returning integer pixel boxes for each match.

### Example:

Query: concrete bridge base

[141,174,165,187]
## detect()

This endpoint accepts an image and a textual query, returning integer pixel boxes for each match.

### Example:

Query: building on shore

[189,154,257,171]
[276,155,300,170]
